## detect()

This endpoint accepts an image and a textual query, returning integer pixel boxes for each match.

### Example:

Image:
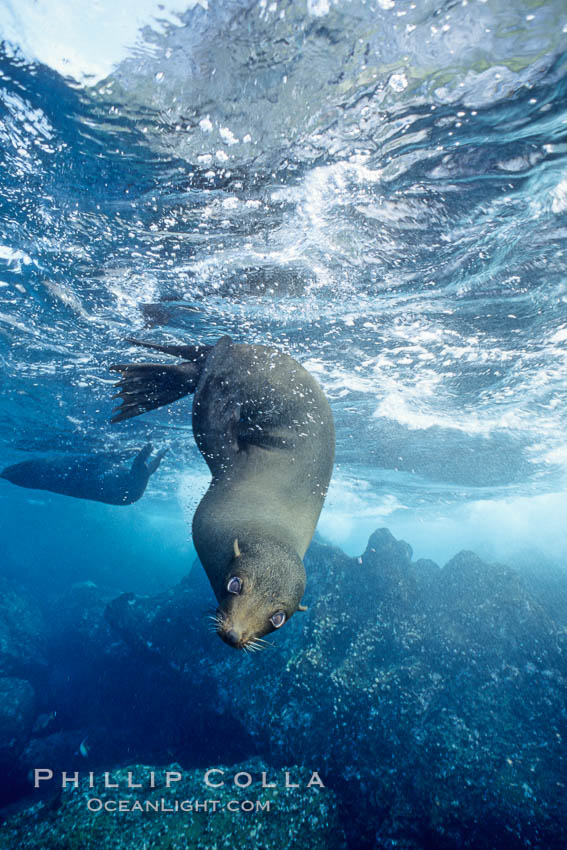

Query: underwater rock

[121,529,566,849]
[0,579,47,677]
[19,730,90,777]
[105,564,221,668]
[222,533,567,850]
[0,675,36,800]
[0,760,347,850]
[46,582,116,661]
[57,528,567,849]
[35,575,254,775]
[511,547,567,627]
[0,678,36,760]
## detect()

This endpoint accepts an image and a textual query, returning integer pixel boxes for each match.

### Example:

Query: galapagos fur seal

[110,336,335,649]
[0,444,167,505]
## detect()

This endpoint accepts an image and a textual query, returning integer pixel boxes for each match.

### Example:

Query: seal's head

[0,462,31,485]
[216,538,307,650]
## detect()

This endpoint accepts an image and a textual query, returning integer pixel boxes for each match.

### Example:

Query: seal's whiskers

[247,639,266,653]
[205,611,224,636]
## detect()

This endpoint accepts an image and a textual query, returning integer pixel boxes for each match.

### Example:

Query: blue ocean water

[2,7,567,849]
[0,0,567,588]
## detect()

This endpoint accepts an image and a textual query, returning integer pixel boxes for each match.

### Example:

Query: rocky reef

[0,577,47,794]
[0,761,345,850]
[1,529,566,849]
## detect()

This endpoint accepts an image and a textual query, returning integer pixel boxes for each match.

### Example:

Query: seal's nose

[224,628,241,647]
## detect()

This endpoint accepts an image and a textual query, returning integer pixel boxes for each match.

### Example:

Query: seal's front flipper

[110,362,200,423]
[126,338,211,362]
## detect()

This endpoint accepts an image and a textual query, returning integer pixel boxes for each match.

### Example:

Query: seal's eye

[227,576,242,595]
[270,610,286,629]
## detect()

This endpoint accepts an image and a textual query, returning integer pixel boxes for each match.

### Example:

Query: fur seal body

[111,336,335,649]
[0,444,166,505]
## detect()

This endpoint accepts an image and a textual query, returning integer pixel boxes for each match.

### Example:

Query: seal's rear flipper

[110,362,200,423]
[134,443,153,464]
[126,338,211,361]
[147,447,169,474]
[130,443,168,474]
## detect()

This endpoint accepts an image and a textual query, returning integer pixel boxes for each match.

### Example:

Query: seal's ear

[297,603,308,612]
[233,538,241,558]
